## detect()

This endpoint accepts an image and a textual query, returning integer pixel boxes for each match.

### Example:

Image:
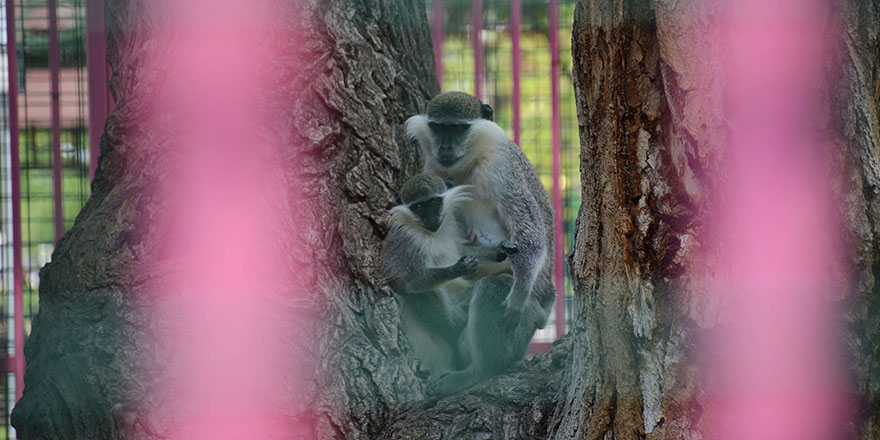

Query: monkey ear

[481,103,494,121]
[395,193,402,205]
[444,177,455,189]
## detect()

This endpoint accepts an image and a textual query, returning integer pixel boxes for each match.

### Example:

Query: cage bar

[4,0,24,400]
[86,0,109,179]
[471,0,482,99]
[511,0,521,145]
[549,0,566,340]
[432,0,443,87]
[49,0,64,241]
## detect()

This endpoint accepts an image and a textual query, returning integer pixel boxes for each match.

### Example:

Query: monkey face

[428,121,470,167]
[409,196,444,232]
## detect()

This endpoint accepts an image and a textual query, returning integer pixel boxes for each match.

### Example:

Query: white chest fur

[410,219,465,269]
[410,219,473,302]
[453,163,510,247]
[460,192,508,247]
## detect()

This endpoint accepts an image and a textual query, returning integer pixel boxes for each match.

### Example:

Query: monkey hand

[486,240,516,262]
[499,296,524,331]
[452,256,479,277]
[489,240,517,262]
[498,240,518,255]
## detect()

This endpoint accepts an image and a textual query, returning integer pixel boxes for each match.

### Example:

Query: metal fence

[0,0,580,435]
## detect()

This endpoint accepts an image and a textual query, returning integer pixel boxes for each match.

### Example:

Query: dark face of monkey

[398,174,450,232]
[409,196,444,232]
[424,92,494,168]
[428,122,471,167]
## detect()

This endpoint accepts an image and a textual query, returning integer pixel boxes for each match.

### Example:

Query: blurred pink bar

[703,0,847,438]
[142,1,311,437]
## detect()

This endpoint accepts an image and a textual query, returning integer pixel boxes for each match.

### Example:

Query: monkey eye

[453,124,468,134]
[430,198,440,206]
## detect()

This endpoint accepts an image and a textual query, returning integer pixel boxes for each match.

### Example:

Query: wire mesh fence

[1,0,91,436]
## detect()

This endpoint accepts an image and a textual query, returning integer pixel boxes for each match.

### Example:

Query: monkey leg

[399,293,464,380]
[428,275,534,397]
[467,275,533,373]
[426,365,481,398]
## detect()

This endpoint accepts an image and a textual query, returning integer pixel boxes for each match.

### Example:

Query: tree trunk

[561,0,880,439]
[10,0,880,439]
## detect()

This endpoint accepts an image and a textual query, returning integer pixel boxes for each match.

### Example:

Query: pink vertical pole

[511,0,521,145]
[549,0,565,338]
[471,0,482,99]
[6,0,25,399]
[85,0,108,180]
[48,0,64,240]
[432,0,443,87]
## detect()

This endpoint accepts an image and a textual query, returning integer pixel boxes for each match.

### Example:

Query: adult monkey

[405,92,556,395]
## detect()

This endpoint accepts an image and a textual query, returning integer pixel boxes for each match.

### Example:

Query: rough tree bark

[9,0,880,439]
[559,0,880,439]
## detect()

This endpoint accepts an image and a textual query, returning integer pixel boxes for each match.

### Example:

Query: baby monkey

[381,174,515,380]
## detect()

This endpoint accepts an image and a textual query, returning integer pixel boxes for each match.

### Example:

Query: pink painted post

[48,0,64,241]
[471,0,482,100]
[432,0,443,87]
[511,0,521,145]
[5,0,25,399]
[549,0,566,339]
[85,0,108,180]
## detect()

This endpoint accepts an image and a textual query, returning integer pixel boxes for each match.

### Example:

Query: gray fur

[399,174,447,205]
[426,91,482,122]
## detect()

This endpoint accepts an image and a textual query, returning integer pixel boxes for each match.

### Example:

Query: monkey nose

[438,150,457,166]
[426,217,442,232]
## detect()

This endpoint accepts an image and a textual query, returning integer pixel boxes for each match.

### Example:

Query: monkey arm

[404,255,479,293]
[403,265,466,293]
[492,141,555,330]
[501,240,545,326]
[459,242,506,262]
[500,213,551,330]
[381,224,479,294]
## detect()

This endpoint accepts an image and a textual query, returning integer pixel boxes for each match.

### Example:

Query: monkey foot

[427,370,479,398]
